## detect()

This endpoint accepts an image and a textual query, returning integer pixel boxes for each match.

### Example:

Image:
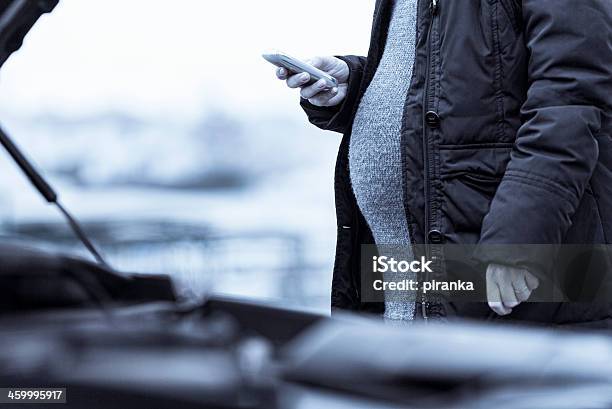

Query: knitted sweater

[349,0,418,321]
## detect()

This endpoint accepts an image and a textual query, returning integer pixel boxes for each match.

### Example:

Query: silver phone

[262,52,339,89]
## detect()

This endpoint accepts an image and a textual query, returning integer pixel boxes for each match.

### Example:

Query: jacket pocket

[438,145,511,243]
[440,171,503,244]
[453,172,502,197]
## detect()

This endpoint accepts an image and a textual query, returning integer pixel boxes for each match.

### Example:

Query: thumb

[306,56,334,72]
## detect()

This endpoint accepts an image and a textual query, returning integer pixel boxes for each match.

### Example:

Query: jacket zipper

[421,0,440,321]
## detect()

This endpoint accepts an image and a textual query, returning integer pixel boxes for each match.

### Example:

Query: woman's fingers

[305,56,350,83]
[525,271,540,290]
[488,282,512,316]
[486,266,512,316]
[276,67,288,80]
[500,276,521,309]
[273,56,348,107]
[301,79,331,99]
[308,90,336,106]
[487,264,541,315]
[286,72,311,89]
[512,274,532,302]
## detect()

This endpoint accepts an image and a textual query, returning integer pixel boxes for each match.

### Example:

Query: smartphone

[262,52,339,89]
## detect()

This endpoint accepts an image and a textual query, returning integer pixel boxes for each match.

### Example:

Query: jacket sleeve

[300,55,367,134]
[475,0,612,271]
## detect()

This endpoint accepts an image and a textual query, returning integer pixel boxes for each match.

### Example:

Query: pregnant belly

[348,130,411,247]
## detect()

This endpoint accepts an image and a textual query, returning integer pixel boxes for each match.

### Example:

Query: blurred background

[0,0,373,312]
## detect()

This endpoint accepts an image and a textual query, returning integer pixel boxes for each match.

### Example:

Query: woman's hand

[276,56,349,107]
[486,263,540,315]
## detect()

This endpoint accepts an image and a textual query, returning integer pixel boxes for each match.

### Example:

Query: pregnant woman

[275,0,612,328]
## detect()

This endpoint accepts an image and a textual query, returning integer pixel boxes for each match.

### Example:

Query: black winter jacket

[301,0,612,327]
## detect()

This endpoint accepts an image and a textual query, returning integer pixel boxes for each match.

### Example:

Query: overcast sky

[0,0,373,121]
